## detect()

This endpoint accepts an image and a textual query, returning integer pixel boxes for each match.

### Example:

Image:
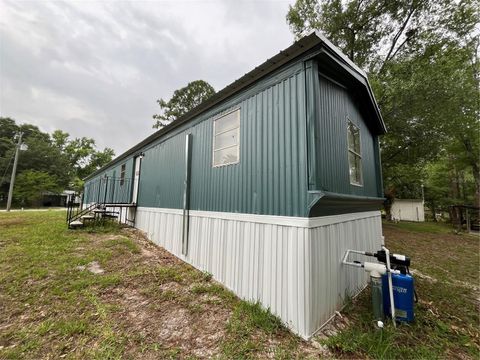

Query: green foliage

[13,170,62,206]
[0,117,17,158]
[287,0,404,67]
[286,0,479,209]
[51,129,115,180]
[0,117,115,207]
[153,80,215,129]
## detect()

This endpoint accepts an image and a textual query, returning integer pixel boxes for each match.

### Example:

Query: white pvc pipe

[383,246,396,327]
[342,249,365,268]
[364,262,387,275]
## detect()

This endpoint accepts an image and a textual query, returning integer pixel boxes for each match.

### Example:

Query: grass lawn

[0,211,317,359]
[0,212,479,359]
[322,221,479,359]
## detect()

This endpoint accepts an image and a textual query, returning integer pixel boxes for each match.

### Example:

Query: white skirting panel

[135,207,382,339]
[308,215,382,336]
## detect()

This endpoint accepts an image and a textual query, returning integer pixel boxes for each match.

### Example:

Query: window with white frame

[347,120,363,185]
[213,109,240,167]
[120,163,126,186]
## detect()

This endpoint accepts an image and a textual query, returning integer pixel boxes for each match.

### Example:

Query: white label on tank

[393,286,407,294]
[393,254,406,261]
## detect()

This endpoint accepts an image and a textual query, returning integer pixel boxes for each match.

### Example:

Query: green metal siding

[136,66,309,217]
[137,135,185,209]
[83,53,384,217]
[312,74,381,197]
[84,158,134,204]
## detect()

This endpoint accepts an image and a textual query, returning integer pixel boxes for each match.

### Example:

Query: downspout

[131,153,144,226]
[182,134,192,256]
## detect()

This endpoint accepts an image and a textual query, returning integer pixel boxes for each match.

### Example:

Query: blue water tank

[382,273,415,322]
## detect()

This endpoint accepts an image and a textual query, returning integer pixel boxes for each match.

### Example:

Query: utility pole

[6,132,23,211]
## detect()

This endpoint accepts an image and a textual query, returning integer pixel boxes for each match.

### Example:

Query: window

[347,120,362,186]
[120,164,126,186]
[213,109,240,167]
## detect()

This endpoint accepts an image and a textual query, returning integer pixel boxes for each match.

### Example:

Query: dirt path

[82,227,328,358]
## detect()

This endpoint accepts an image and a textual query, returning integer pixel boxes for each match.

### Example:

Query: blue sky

[0,0,295,154]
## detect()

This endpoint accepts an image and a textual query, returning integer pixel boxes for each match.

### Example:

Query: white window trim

[347,119,363,187]
[212,107,241,168]
[120,163,126,187]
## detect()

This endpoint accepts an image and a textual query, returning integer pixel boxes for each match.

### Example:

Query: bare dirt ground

[94,228,328,359]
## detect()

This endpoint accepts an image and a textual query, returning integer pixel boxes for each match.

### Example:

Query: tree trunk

[463,138,480,206]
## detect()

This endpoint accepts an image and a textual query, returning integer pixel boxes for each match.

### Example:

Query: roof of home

[85,31,386,180]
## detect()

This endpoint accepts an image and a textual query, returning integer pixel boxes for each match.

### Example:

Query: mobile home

[80,32,386,339]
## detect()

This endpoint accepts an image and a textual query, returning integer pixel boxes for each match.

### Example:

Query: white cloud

[0,0,294,154]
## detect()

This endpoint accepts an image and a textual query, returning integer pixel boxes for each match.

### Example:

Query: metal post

[182,134,192,255]
[111,178,115,204]
[103,176,108,205]
[6,132,23,211]
[96,178,102,203]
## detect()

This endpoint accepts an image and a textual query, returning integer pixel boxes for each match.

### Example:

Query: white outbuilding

[391,199,425,222]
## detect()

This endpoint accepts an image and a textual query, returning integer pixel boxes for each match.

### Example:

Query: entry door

[132,156,141,204]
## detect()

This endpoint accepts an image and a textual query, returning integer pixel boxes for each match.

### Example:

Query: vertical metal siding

[83,157,134,204]
[308,213,382,334]
[314,75,380,197]
[135,207,312,337]
[137,135,186,209]
[134,68,308,217]
[135,207,382,338]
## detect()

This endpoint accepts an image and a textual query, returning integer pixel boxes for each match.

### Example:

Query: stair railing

[67,199,98,226]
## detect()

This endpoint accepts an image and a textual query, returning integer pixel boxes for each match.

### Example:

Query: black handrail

[83,176,133,205]
[67,176,138,228]
[66,195,98,226]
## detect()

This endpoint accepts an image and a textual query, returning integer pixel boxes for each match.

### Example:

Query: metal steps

[67,197,136,229]
[68,208,131,229]
[69,220,84,228]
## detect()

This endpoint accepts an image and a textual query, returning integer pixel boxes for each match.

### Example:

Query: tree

[51,129,115,180]
[78,147,115,180]
[0,122,69,190]
[153,80,215,129]
[286,0,477,72]
[13,170,61,206]
[0,118,115,207]
[0,117,17,158]
[286,0,479,209]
